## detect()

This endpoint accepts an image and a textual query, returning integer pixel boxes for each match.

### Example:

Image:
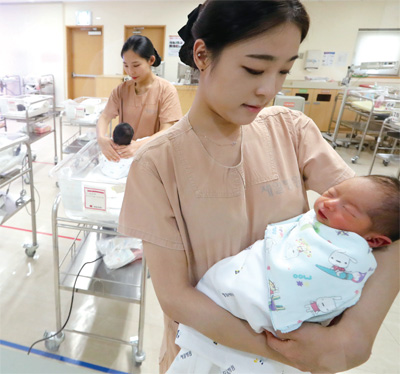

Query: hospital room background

[0,0,399,373]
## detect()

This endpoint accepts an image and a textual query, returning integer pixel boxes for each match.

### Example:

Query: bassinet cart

[0,133,38,256]
[46,193,147,366]
[45,139,147,366]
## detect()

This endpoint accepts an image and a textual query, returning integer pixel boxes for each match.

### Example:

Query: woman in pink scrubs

[119,1,399,373]
[97,35,182,161]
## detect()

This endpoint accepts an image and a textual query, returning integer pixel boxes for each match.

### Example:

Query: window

[352,29,400,76]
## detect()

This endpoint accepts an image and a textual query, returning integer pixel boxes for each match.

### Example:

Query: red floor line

[0,225,81,241]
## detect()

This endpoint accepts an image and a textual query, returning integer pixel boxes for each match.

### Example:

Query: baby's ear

[366,234,392,248]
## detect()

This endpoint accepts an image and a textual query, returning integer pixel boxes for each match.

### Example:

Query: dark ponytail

[178,0,310,69]
[121,35,162,67]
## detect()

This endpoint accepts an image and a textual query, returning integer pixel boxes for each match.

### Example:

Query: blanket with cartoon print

[168,210,377,374]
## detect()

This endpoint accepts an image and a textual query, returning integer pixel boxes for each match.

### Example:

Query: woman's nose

[255,75,277,99]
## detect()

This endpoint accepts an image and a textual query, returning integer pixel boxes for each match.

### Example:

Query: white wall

[0,0,399,104]
[0,3,65,104]
[296,1,400,81]
[63,1,199,82]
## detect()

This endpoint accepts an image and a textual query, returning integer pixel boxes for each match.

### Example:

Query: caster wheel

[332,143,337,149]
[344,143,350,148]
[351,157,357,164]
[383,160,389,167]
[131,337,146,366]
[43,331,65,352]
[23,243,38,257]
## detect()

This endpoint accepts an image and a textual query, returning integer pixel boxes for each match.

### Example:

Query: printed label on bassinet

[84,187,106,211]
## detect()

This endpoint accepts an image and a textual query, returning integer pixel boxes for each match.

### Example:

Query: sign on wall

[168,35,184,57]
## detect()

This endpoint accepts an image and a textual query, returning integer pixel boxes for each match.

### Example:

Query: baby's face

[313,178,377,238]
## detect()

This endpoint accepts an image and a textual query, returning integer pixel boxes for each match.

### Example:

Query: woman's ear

[149,55,156,66]
[365,234,392,248]
[193,39,209,72]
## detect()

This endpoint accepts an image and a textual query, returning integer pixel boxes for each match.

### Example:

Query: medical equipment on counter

[274,95,306,113]
[50,139,129,224]
[45,193,147,366]
[0,133,38,257]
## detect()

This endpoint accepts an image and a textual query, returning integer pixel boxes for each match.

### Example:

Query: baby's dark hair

[113,122,134,146]
[121,35,162,67]
[365,175,400,242]
[178,0,310,69]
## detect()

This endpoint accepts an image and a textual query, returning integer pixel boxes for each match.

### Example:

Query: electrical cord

[27,255,104,355]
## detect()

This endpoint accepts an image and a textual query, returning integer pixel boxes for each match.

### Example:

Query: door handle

[72,73,97,78]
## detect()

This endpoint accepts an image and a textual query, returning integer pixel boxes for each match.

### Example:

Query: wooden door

[124,26,165,63]
[66,26,104,99]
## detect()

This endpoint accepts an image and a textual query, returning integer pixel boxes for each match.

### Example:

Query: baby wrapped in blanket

[168,176,399,374]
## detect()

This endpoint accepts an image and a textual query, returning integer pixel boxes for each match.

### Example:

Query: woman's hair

[121,35,162,67]
[365,175,400,242]
[178,0,310,69]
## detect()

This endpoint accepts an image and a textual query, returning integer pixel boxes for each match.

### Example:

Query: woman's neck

[135,73,155,95]
[188,92,243,167]
[189,91,241,142]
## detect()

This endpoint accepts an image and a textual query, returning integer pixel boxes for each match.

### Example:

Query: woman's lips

[243,104,263,113]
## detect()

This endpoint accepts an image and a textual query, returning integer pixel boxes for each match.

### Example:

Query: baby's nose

[324,199,337,210]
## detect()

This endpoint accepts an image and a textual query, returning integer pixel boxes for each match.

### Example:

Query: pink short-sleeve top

[102,76,182,139]
[118,106,355,371]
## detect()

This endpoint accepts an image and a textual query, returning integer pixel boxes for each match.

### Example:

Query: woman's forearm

[144,242,292,365]
[339,242,399,358]
[96,113,113,139]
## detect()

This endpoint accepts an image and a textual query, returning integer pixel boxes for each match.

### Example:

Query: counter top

[283,80,341,89]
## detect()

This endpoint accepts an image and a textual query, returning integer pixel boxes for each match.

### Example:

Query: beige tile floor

[0,119,399,374]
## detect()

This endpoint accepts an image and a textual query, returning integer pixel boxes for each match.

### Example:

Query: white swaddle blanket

[168,210,377,374]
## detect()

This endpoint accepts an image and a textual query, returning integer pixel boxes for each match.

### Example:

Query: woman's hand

[266,244,399,374]
[98,136,120,162]
[265,322,370,373]
[113,141,143,159]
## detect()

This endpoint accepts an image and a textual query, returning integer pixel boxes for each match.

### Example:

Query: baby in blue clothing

[168,175,400,374]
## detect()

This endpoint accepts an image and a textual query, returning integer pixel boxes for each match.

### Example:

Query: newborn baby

[99,122,134,179]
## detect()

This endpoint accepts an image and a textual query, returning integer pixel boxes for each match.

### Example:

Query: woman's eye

[243,67,263,75]
[280,70,291,76]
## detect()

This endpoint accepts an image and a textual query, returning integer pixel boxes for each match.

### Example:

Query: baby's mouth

[317,209,327,220]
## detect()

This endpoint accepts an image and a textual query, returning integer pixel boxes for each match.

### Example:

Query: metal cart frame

[2,95,60,164]
[59,96,109,159]
[46,193,147,366]
[323,87,394,163]
[368,116,400,177]
[0,135,38,256]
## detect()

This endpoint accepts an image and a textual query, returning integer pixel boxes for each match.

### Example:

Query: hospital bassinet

[50,140,127,224]
[0,95,51,119]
